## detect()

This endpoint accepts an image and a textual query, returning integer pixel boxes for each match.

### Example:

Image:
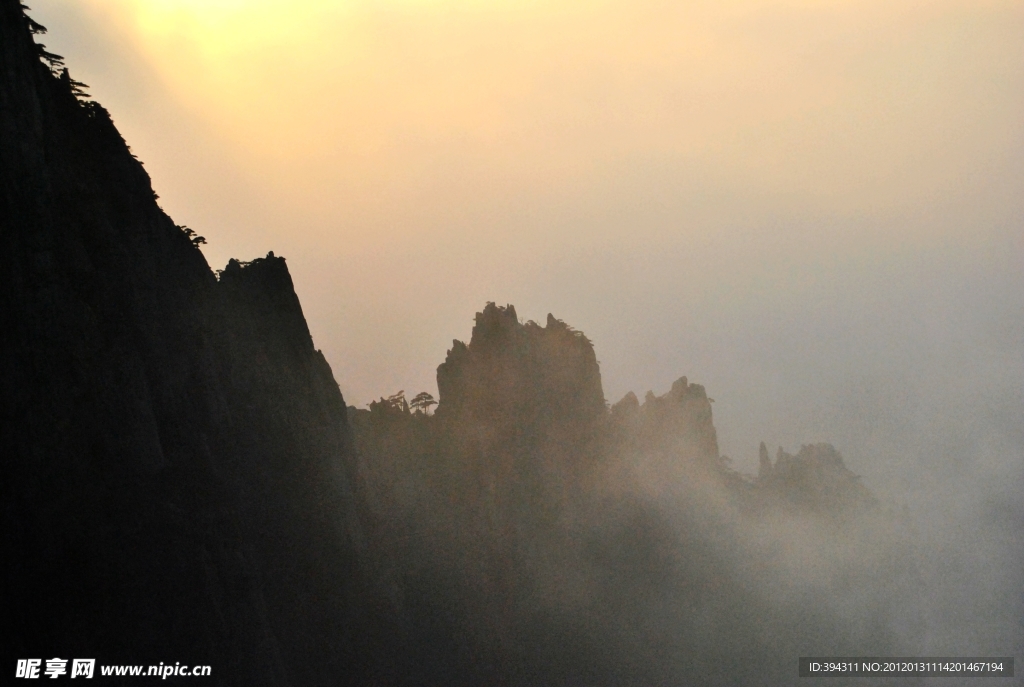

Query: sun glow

[67,0,1023,234]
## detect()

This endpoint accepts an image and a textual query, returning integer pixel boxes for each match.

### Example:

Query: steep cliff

[0,3,374,683]
[436,303,606,504]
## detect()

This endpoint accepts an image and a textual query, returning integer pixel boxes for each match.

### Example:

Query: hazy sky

[31,0,1023,485]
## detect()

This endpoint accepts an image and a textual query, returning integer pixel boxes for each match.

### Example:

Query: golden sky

[33,0,1024,478]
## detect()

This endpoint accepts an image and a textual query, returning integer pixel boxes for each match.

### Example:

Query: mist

[346,303,1020,684]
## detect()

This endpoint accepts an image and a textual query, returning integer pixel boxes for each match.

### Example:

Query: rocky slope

[0,3,378,683]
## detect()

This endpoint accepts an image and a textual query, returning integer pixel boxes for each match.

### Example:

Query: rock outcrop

[435,303,606,508]
[756,443,876,513]
[610,376,720,464]
[437,305,606,437]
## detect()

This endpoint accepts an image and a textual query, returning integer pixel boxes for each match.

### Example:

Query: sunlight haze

[31,0,1024,488]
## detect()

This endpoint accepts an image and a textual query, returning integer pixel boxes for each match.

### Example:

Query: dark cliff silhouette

[1,3,385,683]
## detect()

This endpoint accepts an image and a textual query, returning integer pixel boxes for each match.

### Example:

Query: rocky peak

[436,302,606,428]
[758,441,772,480]
[612,376,720,466]
[217,252,316,360]
[757,443,874,512]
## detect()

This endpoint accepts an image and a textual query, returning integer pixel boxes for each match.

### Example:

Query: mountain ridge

[1,3,382,683]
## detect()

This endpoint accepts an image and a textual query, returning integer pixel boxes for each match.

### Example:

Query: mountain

[350,304,917,686]
[0,3,383,683]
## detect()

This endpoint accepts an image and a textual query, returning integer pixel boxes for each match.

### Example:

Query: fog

[339,303,1019,683]
[27,0,1023,681]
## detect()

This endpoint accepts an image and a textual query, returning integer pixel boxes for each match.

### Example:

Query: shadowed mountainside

[0,3,386,683]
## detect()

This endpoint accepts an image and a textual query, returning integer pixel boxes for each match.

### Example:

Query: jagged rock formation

[437,305,604,454]
[347,305,617,683]
[608,376,720,491]
[0,4,379,683]
[351,302,922,685]
[755,442,876,513]
[758,441,773,480]
[435,304,605,511]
